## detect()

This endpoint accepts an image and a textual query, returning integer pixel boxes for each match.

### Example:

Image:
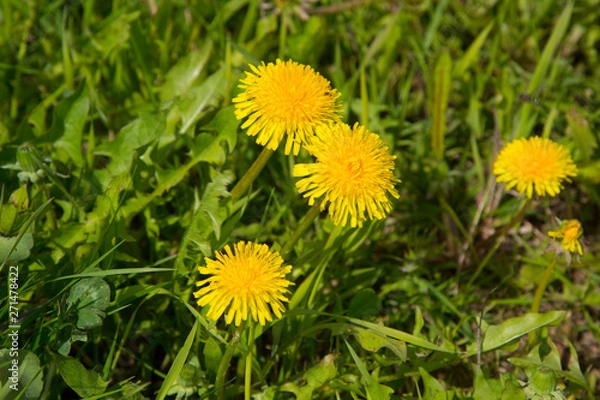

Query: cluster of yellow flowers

[493,132,582,258]
[194,59,400,326]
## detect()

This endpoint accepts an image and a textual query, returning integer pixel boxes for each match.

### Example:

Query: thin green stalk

[306,224,342,308]
[215,325,243,400]
[279,198,324,259]
[230,147,274,202]
[528,258,557,347]
[531,258,557,314]
[244,321,255,400]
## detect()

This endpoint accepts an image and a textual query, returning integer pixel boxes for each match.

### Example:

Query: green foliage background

[0,0,599,398]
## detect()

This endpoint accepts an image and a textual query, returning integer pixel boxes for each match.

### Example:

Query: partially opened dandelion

[493,136,577,198]
[530,219,584,330]
[232,59,342,155]
[194,242,293,326]
[294,122,400,228]
[548,219,584,258]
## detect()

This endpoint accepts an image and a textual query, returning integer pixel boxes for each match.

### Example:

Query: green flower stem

[468,198,532,287]
[307,224,343,308]
[215,325,243,400]
[280,198,324,259]
[531,258,557,314]
[244,320,255,400]
[230,147,274,202]
[527,258,557,347]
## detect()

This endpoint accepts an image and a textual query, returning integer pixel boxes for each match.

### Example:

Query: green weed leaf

[52,352,108,397]
[281,354,337,399]
[53,85,89,168]
[179,68,226,134]
[66,278,111,330]
[429,50,452,160]
[0,232,33,263]
[160,40,213,102]
[468,311,566,355]
[0,350,43,400]
[353,327,407,361]
[95,113,165,176]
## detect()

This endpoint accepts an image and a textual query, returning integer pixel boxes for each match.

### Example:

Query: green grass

[1,0,599,398]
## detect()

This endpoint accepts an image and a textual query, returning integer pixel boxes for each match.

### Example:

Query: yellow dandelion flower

[193,242,293,326]
[548,219,583,256]
[493,136,577,198]
[293,122,400,228]
[232,59,342,155]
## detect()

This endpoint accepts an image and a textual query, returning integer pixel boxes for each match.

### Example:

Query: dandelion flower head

[548,219,583,256]
[232,59,342,155]
[193,242,293,326]
[294,122,400,228]
[493,136,577,198]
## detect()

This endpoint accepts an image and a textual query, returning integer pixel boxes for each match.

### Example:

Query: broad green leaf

[353,327,407,361]
[419,367,446,398]
[349,317,455,353]
[203,337,223,376]
[429,50,452,160]
[281,354,337,398]
[54,85,89,168]
[0,198,52,273]
[160,40,213,102]
[52,353,108,397]
[175,169,234,274]
[202,106,239,154]
[0,205,16,235]
[562,341,588,388]
[500,375,526,400]
[0,350,43,400]
[179,68,226,134]
[345,341,393,400]
[472,365,501,400]
[0,185,29,234]
[566,108,597,162]
[122,108,235,221]
[50,222,87,250]
[0,233,33,263]
[67,278,111,330]
[94,113,165,176]
[156,319,199,400]
[467,311,566,356]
